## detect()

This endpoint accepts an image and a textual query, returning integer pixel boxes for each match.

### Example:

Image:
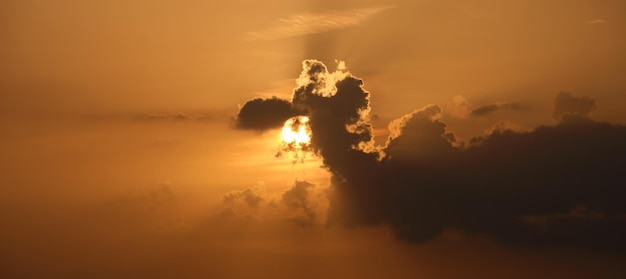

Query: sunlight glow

[281,116,311,148]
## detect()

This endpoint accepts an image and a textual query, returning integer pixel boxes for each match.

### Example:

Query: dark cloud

[234,96,300,131]
[455,115,626,248]
[383,104,462,162]
[236,60,626,252]
[551,91,596,120]
[378,109,624,251]
[381,103,624,250]
[471,102,521,116]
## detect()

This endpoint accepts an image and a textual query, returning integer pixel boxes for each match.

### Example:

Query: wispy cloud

[446,95,522,119]
[470,102,521,116]
[246,6,395,41]
[134,112,215,121]
[587,19,607,25]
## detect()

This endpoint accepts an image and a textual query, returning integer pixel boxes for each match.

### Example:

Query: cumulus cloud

[551,91,596,120]
[221,184,266,219]
[384,104,461,162]
[246,6,394,41]
[219,180,329,225]
[235,60,626,252]
[281,181,330,226]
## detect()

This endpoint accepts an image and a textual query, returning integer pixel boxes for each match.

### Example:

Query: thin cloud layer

[246,6,394,41]
[587,19,607,25]
[471,102,521,116]
[448,95,522,118]
[136,112,215,121]
[235,60,626,252]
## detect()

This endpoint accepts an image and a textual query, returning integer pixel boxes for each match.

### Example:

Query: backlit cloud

[235,60,626,252]
[246,6,395,41]
[234,96,300,130]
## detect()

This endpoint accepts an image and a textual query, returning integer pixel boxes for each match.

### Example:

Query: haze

[2,0,625,278]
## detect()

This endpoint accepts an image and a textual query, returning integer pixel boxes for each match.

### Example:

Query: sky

[2,0,626,278]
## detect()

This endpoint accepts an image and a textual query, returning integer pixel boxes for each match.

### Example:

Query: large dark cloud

[236,60,626,252]
[379,112,626,248]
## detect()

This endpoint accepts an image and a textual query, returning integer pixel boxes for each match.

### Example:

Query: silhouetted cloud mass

[236,60,626,252]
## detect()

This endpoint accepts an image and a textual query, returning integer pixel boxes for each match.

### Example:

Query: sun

[282,116,312,148]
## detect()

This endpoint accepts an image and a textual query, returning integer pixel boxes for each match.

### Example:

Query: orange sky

[3,0,625,118]
[2,0,626,278]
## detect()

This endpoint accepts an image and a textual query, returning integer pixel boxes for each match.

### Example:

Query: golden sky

[2,0,626,278]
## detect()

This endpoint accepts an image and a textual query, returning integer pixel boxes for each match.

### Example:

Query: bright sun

[282,116,312,148]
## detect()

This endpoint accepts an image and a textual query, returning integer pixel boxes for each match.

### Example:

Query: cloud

[220,184,267,220]
[470,102,521,116]
[234,96,300,131]
[246,6,394,41]
[587,19,607,25]
[447,96,521,118]
[142,113,214,122]
[482,121,526,135]
[281,180,330,226]
[223,186,264,208]
[448,95,472,119]
[235,60,626,252]
[383,104,461,162]
[219,180,329,225]
[551,91,596,120]
[147,180,176,201]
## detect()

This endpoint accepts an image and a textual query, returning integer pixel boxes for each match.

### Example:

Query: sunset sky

[2,0,626,278]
